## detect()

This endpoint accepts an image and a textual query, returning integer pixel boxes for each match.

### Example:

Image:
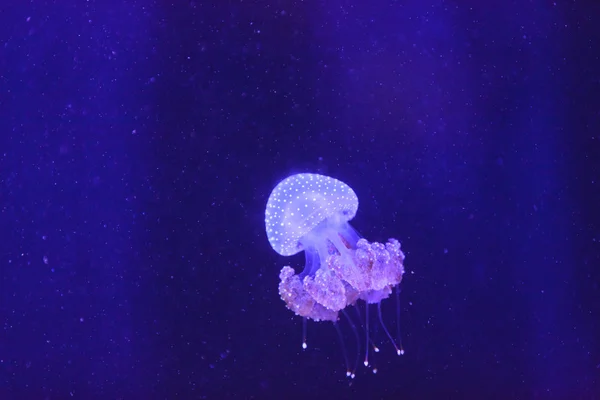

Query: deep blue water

[1,1,599,399]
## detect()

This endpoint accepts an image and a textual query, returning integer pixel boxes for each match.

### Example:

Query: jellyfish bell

[265,173,406,377]
[265,172,359,258]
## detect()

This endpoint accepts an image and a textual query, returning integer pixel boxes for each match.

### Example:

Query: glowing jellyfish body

[265,173,406,376]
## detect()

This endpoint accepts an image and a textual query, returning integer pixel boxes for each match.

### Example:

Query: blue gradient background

[1,1,598,399]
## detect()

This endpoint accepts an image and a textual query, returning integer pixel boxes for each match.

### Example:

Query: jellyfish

[265,173,406,377]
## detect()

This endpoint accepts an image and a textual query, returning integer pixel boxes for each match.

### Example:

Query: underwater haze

[1,1,599,399]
